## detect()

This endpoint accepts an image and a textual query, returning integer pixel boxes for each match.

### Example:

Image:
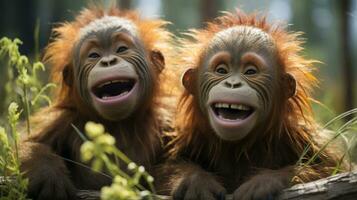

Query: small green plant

[0,36,155,200]
[0,37,55,135]
[296,108,357,178]
[0,37,54,200]
[78,122,155,200]
[0,102,28,200]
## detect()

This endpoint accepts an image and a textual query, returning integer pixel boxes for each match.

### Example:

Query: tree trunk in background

[118,0,131,9]
[200,0,219,26]
[339,0,355,120]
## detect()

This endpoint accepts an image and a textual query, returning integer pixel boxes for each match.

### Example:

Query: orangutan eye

[244,65,258,75]
[88,52,100,58]
[215,64,229,75]
[116,46,128,53]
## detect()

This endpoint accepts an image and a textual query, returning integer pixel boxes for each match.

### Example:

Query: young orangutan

[158,10,346,200]
[19,5,174,200]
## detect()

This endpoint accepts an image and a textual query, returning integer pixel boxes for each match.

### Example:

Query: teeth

[231,104,250,110]
[119,91,129,97]
[214,103,251,110]
[215,103,229,108]
[98,81,111,88]
[102,94,110,99]
[111,80,129,84]
[98,80,130,88]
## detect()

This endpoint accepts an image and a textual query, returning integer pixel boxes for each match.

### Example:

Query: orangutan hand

[172,171,226,200]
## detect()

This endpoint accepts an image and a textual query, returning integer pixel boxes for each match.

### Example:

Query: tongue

[217,108,251,120]
[101,91,129,100]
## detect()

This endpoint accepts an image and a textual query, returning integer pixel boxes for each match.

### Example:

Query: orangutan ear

[283,73,296,98]
[150,50,165,73]
[62,65,73,86]
[182,68,197,95]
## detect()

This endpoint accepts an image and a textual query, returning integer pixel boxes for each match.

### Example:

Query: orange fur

[168,9,345,186]
[20,5,176,199]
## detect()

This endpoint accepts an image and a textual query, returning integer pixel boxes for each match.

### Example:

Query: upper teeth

[214,103,251,110]
[98,80,129,88]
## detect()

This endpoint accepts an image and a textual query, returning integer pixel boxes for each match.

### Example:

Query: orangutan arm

[233,161,343,200]
[20,141,77,200]
[232,166,294,200]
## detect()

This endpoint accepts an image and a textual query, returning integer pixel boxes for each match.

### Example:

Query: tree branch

[77,171,357,200]
[2,171,357,199]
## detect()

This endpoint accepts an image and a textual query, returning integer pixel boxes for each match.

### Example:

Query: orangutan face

[73,16,164,121]
[183,26,296,141]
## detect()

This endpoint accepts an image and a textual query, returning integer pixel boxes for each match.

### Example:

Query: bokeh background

[0,0,356,123]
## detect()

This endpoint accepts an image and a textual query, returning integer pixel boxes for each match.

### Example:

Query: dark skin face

[183,26,296,141]
[71,26,164,121]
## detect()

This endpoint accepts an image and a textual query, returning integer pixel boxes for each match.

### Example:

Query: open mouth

[92,79,136,100]
[211,103,254,121]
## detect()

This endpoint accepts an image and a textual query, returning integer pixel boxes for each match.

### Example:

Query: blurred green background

[0,0,356,123]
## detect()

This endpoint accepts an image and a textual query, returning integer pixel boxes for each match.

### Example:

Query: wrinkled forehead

[79,15,138,41]
[208,26,275,52]
[73,16,140,66]
[75,16,139,51]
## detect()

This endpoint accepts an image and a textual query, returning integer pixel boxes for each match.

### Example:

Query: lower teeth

[102,94,110,100]
[120,91,129,96]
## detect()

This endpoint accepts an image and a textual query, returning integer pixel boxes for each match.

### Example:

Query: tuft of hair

[169,9,344,182]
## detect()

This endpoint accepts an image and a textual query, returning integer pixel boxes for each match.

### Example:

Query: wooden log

[279,170,357,200]
[77,171,357,200]
[2,171,357,199]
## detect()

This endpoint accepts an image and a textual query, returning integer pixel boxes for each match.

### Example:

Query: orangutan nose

[100,56,118,67]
